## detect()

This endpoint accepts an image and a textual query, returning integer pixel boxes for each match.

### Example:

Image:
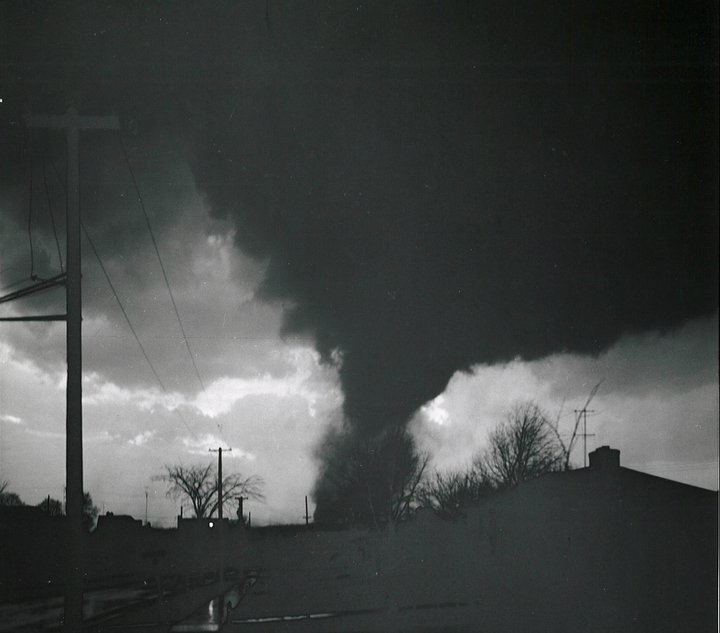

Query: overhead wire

[42,152,64,273]
[47,152,199,440]
[118,134,207,393]
[0,278,33,293]
[0,266,30,293]
[82,222,199,440]
[26,126,35,279]
[118,133,230,445]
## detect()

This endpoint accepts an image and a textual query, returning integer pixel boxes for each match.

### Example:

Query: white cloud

[82,371,184,411]
[420,394,450,426]
[0,166,346,526]
[25,429,65,440]
[128,430,156,446]
[192,346,339,419]
[411,317,718,490]
[0,340,64,388]
[85,430,118,444]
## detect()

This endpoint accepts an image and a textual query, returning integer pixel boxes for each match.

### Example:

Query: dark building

[0,506,66,600]
[390,446,718,632]
[243,446,717,633]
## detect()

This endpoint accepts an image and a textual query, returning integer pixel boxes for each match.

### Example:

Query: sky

[0,1,717,526]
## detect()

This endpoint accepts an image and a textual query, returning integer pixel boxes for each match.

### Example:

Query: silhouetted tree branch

[474,401,564,488]
[82,492,99,531]
[0,481,23,506]
[418,468,494,520]
[37,497,64,517]
[158,462,264,518]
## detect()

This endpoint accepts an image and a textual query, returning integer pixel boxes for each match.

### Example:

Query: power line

[26,127,35,279]
[117,134,207,394]
[118,134,231,445]
[652,465,719,473]
[82,223,198,440]
[0,272,67,305]
[0,277,33,292]
[47,150,205,443]
[83,334,273,341]
[638,461,720,473]
[42,153,64,273]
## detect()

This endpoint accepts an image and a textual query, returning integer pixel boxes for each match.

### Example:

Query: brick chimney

[588,446,620,469]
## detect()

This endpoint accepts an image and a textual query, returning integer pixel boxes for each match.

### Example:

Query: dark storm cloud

[186,2,719,436]
[2,2,717,464]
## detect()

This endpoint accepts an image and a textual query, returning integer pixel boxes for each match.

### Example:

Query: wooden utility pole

[209,447,232,518]
[26,107,119,633]
[304,495,310,526]
[210,446,231,589]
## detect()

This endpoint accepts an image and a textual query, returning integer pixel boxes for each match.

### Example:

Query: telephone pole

[304,495,310,526]
[209,446,231,588]
[574,407,596,467]
[24,107,119,633]
[209,447,232,518]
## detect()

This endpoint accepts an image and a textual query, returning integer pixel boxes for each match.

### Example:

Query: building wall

[241,455,717,633]
[392,461,718,632]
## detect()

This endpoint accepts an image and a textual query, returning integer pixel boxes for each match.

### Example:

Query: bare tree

[83,492,99,530]
[29,491,98,529]
[418,467,494,520]
[0,481,23,506]
[475,401,564,489]
[158,462,264,518]
[382,427,430,525]
[421,392,605,518]
[37,497,64,517]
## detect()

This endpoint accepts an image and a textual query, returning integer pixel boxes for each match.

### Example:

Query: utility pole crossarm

[0,314,67,322]
[0,273,67,305]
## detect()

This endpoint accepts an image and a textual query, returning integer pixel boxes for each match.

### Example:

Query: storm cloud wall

[2,1,717,504]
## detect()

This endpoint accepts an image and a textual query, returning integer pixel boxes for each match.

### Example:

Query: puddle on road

[169,584,243,633]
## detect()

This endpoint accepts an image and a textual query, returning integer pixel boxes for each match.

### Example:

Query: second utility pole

[209,447,232,518]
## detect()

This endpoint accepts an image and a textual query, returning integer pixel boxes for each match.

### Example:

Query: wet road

[168,584,245,632]
[0,585,157,631]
